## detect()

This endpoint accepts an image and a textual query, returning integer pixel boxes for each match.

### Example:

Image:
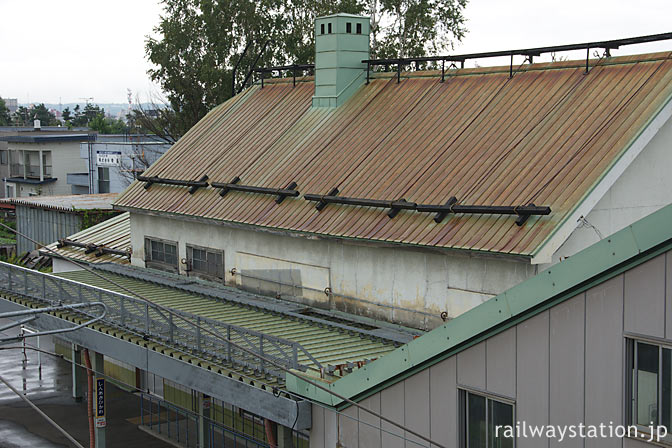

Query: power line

[0,372,86,448]
[0,221,444,448]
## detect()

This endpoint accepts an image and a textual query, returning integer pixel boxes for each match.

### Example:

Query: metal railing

[140,393,271,448]
[0,261,322,377]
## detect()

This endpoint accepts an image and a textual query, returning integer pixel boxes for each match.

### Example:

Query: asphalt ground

[0,317,171,448]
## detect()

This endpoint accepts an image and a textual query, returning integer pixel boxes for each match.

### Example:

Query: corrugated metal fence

[16,205,82,254]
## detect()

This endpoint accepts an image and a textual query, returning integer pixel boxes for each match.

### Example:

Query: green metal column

[91,352,106,448]
[277,424,294,448]
[71,344,83,401]
[198,393,211,448]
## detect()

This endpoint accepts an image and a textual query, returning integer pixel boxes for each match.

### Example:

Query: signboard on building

[95,377,106,428]
[96,151,121,167]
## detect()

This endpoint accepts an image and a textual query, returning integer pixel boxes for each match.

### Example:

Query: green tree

[12,106,31,126]
[62,107,72,123]
[0,98,10,126]
[71,103,105,127]
[30,103,58,125]
[144,0,467,139]
[89,115,129,134]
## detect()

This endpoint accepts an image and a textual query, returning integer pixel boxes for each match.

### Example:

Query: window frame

[144,236,179,273]
[0,150,7,165]
[98,167,110,193]
[626,336,672,443]
[186,244,225,281]
[459,387,516,448]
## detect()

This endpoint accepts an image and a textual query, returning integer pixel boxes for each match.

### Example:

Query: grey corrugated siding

[16,205,82,254]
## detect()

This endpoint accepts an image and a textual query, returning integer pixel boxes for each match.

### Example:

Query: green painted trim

[286,203,672,408]
[531,87,672,259]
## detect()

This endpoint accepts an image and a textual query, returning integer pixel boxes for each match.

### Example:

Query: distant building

[2,193,119,254]
[0,126,90,198]
[68,135,171,194]
[0,132,94,198]
[2,98,18,114]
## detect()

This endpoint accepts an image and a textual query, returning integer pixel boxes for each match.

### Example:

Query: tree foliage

[89,115,128,134]
[12,103,59,126]
[144,0,467,139]
[0,98,10,126]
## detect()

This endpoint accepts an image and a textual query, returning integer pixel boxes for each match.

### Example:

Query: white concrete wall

[545,115,672,267]
[129,213,535,329]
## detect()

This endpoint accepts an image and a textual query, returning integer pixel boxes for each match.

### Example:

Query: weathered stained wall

[128,212,535,329]
[320,251,671,448]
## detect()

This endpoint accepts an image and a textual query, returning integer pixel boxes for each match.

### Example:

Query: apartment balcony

[12,164,52,179]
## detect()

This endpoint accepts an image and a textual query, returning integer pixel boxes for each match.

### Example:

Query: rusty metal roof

[114,52,672,256]
[42,212,131,265]
[5,193,118,212]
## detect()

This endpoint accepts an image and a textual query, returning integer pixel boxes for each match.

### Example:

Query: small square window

[460,389,514,448]
[346,22,352,33]
[144,237,179,272]
[320,23,324,34]
[328,23,332,34]
[187,244,224,281]
[356,23,362,34]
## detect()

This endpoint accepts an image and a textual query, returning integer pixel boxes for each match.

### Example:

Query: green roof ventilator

[312,13,370,108]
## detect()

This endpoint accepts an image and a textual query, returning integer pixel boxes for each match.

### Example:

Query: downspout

[264,419,277,448]
[83,349,95,448]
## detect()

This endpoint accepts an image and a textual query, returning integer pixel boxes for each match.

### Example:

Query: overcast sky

[1,0,670,105]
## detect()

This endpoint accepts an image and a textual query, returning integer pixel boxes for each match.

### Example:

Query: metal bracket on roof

[57,239,131,260]
[416,201,551,223]
[304,191,418,216]
[189,175,209,194]
[214,176,241,197]
[211,177,300,202]
[305,187,340,211]
[276,182,298,204]
[137,175,209,192]
[387,198,413,219]
[514,203,539,226]
[426,196,457,224]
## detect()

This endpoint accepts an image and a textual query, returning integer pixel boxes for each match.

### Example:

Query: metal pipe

[137,175,209,191]
[83,349,95,448]
[264,419,277,448]
[362,31,672,68]
[211,179,299,200]
[57,239,130,258]
[304,193,550,219]
[303,194,416,210]
[0,302,108,343]
[416,204,551,215]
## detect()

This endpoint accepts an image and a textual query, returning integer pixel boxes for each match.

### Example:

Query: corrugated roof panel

[114,52,672,256]
[42,212,131,264]
[56,269,397,373]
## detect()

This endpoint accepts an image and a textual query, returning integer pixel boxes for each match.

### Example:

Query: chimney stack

[312,13,370,107]
[33,119,41,131]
